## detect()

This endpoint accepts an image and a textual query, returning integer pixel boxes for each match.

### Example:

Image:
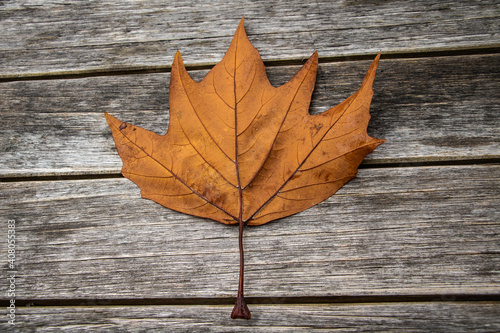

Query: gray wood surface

[1,0,499,330]
[1,0,498,78]
[1,54,498,177]
[2,303,499,332]
[1,165,498,299]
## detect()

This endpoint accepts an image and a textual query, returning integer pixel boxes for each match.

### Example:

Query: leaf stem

[231,216,251,319]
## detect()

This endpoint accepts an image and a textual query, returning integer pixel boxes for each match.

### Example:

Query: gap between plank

[1,158,499,183]
[2,294,499,308]
[0,46,499,83]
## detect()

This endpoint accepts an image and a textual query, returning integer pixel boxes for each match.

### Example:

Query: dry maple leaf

[105,18,385,320]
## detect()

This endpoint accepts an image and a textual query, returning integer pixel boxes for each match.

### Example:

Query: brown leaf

[105,18,384,319]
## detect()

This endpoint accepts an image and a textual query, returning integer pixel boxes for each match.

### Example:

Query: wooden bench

[1,1,499,331]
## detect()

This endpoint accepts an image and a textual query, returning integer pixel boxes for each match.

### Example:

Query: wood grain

[1,54,498,178]
[2,303,499,332]
[1,0,498,77]
[1,165,498,300]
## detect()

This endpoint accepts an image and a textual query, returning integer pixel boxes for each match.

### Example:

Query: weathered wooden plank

[1,54,498,177]
[2,302,499,332]
[0,0,498,77]
[1,165,498,300]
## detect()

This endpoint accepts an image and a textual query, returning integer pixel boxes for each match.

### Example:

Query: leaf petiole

[230,217,251,319]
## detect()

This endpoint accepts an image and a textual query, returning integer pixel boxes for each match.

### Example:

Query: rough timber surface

[1,54,499,177]
[1,165,498,300]
[0,0,499,77]
[1,0,499,331]
[2,303,499,332]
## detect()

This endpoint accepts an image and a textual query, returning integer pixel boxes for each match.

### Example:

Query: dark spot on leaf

[119,122,127,131]
[291,170,303,181]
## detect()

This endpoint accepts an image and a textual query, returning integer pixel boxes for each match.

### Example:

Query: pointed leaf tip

[104,112,115,124]
[359,53,381,88]
[373,52,381,66]
[174,50,183,62]
[235,16,247,38]
[311,50,319,63]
